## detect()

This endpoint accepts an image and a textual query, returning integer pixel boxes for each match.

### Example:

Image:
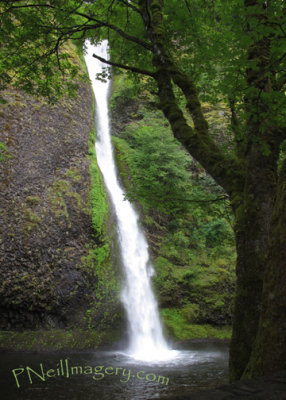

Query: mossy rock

[160,308,232,341]
[0,329,122,351]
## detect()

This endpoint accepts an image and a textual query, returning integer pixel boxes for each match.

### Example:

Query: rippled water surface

[0,342,229,399]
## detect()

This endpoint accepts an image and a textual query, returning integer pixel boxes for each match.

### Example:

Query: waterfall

[84,40,171,361]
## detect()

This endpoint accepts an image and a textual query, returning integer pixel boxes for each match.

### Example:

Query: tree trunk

[229,142,278,381]
[229,0,282,380]
[243,158,286,377]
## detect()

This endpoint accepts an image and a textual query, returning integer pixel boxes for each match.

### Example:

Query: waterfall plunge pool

[0,342,228,399]
[0,42,229,400]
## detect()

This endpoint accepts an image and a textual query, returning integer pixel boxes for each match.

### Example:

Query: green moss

[161,308,232,341]
[109,74,138,110]
[180,303,201,323]
[21,206,42,234]
[25,195,41,206]
[48,170,88,219]
[81,244,109,274]
[0,329,118,351]
[0,142,12,161]
[64,166,81,182]
[48,179,70,219]
[80,242,121,331]
[9,100,26,109]
[112,136,132,192]
[58,90,123,335]
[24,209,41,223]
[88,132,109,236]
[77,126,122,331]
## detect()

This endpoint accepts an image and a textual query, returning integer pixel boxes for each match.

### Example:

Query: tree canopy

[1,0,286,381]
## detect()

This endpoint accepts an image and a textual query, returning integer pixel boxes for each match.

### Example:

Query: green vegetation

[161,309,231,341]
[110,74,235,335]
[0,329,119,351]
[80,243,122,332]
[88,131,109,235]
[0,142,12,161]
[78,127,123,335]
[113,126,192,215]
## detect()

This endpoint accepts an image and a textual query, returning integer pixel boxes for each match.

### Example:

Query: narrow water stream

[84,40,170,361]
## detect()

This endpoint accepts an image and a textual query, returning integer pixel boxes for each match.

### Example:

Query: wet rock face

[0,85,98,330]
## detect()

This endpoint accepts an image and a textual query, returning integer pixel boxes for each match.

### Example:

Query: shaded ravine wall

[0,74,123,346]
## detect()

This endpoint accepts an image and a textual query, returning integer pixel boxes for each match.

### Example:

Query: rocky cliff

[0,75,122,339]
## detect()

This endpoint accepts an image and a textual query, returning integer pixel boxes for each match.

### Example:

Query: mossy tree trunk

[229,0,281,378]
[243,157,286,377]
[229,145,279,380]
[138,0,285,381]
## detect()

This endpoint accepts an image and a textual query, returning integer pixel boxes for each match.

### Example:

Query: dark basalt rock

[0,84,121,334]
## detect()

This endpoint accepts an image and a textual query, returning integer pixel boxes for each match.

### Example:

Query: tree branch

[92,53,156,77]
[88,16,153,51]
[138,0,245,195]
[117,0,142,14]
[170,68,209,135]
[274,73,286,91]
[184,0,192,16]
[6,3,153,52]
[154,68,244,195]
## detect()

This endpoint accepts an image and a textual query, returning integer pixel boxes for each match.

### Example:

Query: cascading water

[0,42,229,400]
[84,40,172,361]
